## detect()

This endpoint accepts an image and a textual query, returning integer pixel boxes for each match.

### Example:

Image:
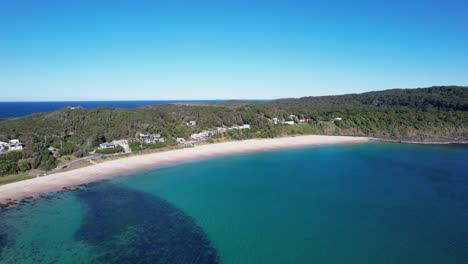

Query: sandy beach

[0,135,370,203]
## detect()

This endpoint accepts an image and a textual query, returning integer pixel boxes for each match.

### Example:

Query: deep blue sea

[0,101,229,118]
[0,143,467,263]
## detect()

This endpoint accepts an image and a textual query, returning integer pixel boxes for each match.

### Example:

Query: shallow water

[1,143,467,263]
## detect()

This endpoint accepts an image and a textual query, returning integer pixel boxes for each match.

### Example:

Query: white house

[272,118,279,124]
[150,133,161,138]
[186,120,197,126]
[284,121,295,125]
[150,133,165,143]
[191,133,202,140]
[202,130,214,136]
[139,133,150,140]
[176,138,186,143]
[217,127,227,133]
[334,117,343,121]
[99,142,116,149]
[231,124,250,130]
[288,114,296,120]
[191,130,215,140]
[8,139,23,151]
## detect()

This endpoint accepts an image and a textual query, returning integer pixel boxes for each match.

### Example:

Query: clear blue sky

[1,0,467,101]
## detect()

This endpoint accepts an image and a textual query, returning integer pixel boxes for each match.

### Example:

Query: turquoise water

[1,143,467,263]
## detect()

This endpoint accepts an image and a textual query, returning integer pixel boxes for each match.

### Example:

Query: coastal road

[55,154,102,170]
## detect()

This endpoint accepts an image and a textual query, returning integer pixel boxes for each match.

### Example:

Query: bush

[96,146,123,154]
[145,142,167,149]
[129,142,167,152]
[129,142,144,152]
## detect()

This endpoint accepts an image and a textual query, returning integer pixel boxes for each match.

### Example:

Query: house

[128,138,139,143]
[202,130,214,136]
[186,120,197,126]
[231,125,250,130]
[48,146,57,152]
[288,114,296,120]
[334,117,343,121]
[191,133,202,140]
[150,133,161,138]
[155,137,165,143]
[284,121,295,125]
[139,133,153,143]
[191,130,214,140]
[148,133,165,143]
[48,147,60,157]
[298,119,306,123]
[217,127,227,133]
[8,139,23,151]
[99,142,116,149]
[139,133,150,139]
[176,138,186,143]
[269,118,285,125]
[0,141,7,153]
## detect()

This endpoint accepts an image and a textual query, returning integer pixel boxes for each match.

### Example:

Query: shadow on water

[74,181,220,264]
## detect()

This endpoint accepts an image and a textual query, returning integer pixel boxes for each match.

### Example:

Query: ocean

[0,143,467,263]
[0,101,228,118]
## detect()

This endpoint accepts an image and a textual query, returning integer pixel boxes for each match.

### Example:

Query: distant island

[0,86,466,180]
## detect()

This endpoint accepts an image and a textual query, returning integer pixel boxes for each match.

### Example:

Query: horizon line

[1,85,466,103]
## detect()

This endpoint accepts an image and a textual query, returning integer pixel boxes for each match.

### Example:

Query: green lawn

[0,174,34,186]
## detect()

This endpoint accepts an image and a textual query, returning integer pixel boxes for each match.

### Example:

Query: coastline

[375,138,468,145]
[0,135,369,204]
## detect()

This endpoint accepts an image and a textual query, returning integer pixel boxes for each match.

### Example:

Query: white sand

[0,135,370,203]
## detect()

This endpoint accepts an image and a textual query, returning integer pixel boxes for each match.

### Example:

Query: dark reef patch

[0,221,11,257]
[0,232,7,256]
[74,182,220,264]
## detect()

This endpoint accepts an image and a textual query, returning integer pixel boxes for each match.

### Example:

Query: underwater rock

[63,186,79,191]
[74,183,220,264]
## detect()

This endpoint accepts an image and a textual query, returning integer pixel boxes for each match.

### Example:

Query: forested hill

[0,86,466,175]
[265,86,467,111]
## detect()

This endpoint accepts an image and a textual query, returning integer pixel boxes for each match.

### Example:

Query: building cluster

[191,130,215,140]
[268,115,309,125]
[0,139,23,153]
[98,132,166,151]
[136,133,166,144]
[268,115,343,125]
[85,119,254,152]
[190,124,251,141]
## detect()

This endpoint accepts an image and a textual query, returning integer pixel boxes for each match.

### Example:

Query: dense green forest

[0,86,466,176]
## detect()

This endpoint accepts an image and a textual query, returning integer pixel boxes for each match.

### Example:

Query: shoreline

[0,135,370,204]
[374,138,468,145]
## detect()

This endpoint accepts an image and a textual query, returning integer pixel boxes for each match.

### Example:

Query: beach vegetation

[96,146,124,155]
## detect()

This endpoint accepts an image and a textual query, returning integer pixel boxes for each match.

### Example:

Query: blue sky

[1,0,467,101]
